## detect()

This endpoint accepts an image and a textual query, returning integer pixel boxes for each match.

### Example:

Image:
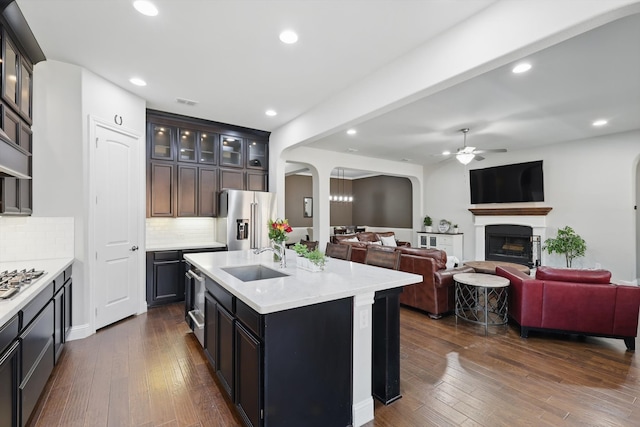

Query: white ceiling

[16,1,640,174]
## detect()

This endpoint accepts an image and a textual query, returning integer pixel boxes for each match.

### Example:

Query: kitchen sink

[222,265,289,282]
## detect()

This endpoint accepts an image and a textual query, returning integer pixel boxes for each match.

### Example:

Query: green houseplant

[543,226,587,268]
[423,215,433,232]
[294,245,327,271]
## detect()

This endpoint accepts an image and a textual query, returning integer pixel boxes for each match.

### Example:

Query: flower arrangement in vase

[268,218,292,261]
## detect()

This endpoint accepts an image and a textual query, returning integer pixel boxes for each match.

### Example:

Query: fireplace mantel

[469,207,552,216]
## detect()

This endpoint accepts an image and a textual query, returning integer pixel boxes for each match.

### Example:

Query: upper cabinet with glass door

[220,135,243,167]
[2,32,33,124]
[178,128,197,162]
[198,131,216,164]
[150,124,174,160]
[247,139,268,170]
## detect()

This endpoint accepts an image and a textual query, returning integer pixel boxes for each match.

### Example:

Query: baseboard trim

[66,323,93,341]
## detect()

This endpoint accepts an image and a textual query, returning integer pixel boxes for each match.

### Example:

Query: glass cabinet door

[247,139,267,169]
[150,124,174,160]
[20,60,32,119]
[198,132,216,164]
[178,128,197,162]
[3,40,19,107]
[220,135,243,167]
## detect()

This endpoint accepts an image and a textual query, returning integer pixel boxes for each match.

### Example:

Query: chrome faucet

[253,241,287,268]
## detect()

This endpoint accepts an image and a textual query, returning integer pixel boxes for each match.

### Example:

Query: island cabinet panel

[216,303,235,398]
[204,276,352,427]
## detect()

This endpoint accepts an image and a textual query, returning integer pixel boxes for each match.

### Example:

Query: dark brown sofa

[339,238,473,318]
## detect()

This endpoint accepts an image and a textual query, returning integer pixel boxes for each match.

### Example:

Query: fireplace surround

[471,207,550,266]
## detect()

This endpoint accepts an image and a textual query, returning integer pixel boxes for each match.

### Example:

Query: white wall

[31,60,146,337]
[424,130,640,282]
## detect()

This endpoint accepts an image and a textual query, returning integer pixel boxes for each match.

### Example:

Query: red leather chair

[497,266,640,351]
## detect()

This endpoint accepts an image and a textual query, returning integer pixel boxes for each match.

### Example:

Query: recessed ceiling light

[512,62,532,74]
[133,0,158,17]
[347,148,358,152]
[279,30,298,44]
[265,109,277,116]
[592,119,608,127]
[129,77,147,86]
[346,129,357,135]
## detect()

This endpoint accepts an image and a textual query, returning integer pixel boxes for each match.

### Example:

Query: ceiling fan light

[456,153,475,165]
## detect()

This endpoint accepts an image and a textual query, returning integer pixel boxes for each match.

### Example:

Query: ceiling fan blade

[474,155,486,161]
[473,148,507,154]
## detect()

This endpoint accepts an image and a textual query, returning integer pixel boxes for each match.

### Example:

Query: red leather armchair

[497,265,640,351]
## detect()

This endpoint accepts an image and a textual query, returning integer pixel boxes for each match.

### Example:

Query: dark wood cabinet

[146,251,183,307]
[53,268,73,364]
[216,303,235,397]
[235,322,262,427]
[220,168,244,191]
[204,292,218,369]
[0,340,19,427]
[246,171,268,192]
[198,167,217,216]
[146,110,270,217]
[204,277,351,427]
[177,165,197,216]
[148,162,174,217]
[0,13,42,217]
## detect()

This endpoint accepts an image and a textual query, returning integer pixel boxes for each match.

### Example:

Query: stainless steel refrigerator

[217,189,276,251]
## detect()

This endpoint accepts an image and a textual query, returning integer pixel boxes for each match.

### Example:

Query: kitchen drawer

[63,265,72,283]
[206,277,234,313]
[0,314,19,355]
[21,282,54,329]
[153,250,180,261]
[20,301,53,382]
[53,272,64,293]
[236,299,262,339]
[20,338,54,427]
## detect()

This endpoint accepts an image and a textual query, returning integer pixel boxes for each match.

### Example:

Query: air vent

[176,97,198,106]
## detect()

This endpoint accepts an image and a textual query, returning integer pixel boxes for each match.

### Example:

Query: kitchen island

[184,250,421,427]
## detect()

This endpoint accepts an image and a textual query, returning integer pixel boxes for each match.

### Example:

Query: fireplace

[471,207,550,267]
[485,225,532,266]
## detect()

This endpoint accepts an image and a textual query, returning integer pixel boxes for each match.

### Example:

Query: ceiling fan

[442,128,507,165]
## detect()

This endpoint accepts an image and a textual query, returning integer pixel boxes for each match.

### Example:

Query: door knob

[130,245,139,251]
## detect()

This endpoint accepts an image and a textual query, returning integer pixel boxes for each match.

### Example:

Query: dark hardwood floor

[27,303,640,426]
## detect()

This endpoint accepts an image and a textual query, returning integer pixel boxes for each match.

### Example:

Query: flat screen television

[469,160,544,204]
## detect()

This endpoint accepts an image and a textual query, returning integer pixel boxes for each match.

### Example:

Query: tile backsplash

[146,217,216,247]
[0,216,74,262]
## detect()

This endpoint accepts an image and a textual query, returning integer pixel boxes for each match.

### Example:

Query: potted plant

[292,242,309,257]
[452,224,459,233]
[543,226,587,268]
[423,215,433,232]
[294,246,327,272]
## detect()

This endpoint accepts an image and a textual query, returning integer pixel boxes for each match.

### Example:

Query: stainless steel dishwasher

[185,265,205,347]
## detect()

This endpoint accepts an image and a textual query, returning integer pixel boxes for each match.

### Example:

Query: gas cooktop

[0,269,46,299]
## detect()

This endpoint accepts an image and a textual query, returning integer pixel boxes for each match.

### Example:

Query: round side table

[453,272,509,334]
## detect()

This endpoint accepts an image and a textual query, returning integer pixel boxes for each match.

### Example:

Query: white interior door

[94,123,140,329]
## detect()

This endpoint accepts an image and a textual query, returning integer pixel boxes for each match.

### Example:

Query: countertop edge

[184,251,421,315]
[0,257,74,326]
[146,242,226,252]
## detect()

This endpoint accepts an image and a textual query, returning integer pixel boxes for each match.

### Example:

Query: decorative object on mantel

[543,226,586,268]
[452,224,459,233]
[468,207,553,216]
[268,218,293,262]
[292,243,327,272]
[438,219,451,233]
[423,215,433,232]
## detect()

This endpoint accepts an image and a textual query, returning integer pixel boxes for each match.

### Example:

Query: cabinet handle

[130,245,139,251]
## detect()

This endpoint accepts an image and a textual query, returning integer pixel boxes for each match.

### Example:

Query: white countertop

[184,250,421,314]
[146,241,226,251]
[0,257,74,325]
